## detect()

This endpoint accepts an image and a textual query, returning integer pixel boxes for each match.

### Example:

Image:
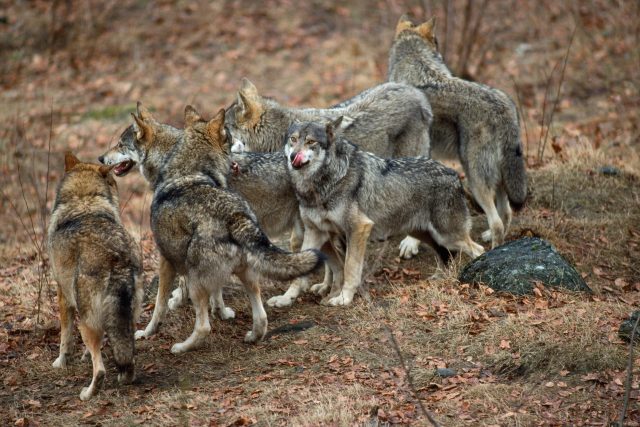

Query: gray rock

[619,311,640,344]
[458,237,591,295]
[436,368,457,378]
[598,165,622,176]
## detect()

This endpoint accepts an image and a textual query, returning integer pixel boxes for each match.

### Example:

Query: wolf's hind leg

[470,183,503,248]
[136,256,175,339]
[78,323,106,401]
[496,186,513,238]
[171,278,211,354]
[53,286,75,368]
[236,269,267,343]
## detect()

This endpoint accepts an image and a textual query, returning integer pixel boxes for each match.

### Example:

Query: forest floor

[1,1,639,425]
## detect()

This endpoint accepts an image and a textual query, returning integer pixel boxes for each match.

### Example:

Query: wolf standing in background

[48,153,143,401]
[275,118,484,307]
[389,17,527,249]
[226,78,433,261]
[100,103,323,354]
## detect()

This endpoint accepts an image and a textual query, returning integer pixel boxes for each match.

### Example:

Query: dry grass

[1,0,640,425]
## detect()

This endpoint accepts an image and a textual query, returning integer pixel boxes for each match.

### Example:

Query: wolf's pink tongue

[292,152,304,167]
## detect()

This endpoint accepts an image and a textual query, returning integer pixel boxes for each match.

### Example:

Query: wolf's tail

[501,105,527,210]
[231,214,325,281]
[103,275,137,383]
[502,125,528,210]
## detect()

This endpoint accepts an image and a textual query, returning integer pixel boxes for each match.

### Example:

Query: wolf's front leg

[210,285,235,320]
[324,211,373,307]
[136,256,175,339]
[267,225,328,308]
[236,269,268,343]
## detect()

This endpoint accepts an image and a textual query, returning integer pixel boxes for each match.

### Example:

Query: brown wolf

[389,16,528,248]
[48,153,143,401]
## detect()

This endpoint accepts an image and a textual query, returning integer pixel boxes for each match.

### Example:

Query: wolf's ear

[132,102,156,142]
[98,164,115,177]
[395,14,413,37]
[184,105,204,128]
[237,78,262,123]
[326,116,344,143]
[136,102,155,122]
[64,151,80,172]
[206,108,226,144]
[416,17,436,40]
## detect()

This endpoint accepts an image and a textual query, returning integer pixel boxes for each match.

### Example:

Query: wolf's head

[390,16,450,78]
[395,16,438,50]
[225,78,288,153]
[284,117,344,175]
[99,102,182,184]
[57,152,118,205]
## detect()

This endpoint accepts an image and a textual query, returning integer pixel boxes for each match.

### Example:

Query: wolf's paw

[117,370,135,385]
[310,282,329,296]
[52,355,67,369]
[481,229,493,242]
[134,329,152,340]
[399,236,420,259]
[170,342,189,355]
[267,295,294,308]
[79,387,93,401]
[168,289,185,311]
[218,307,236,320]
[323,291,355,307]
[79,370,104,401]
[244,329,265,343]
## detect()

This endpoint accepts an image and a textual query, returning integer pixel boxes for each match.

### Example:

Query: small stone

[598,165,621,176]
[619,310,640,344]
[436,368,457,378]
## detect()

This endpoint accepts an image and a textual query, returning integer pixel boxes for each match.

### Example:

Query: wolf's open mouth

[291,152,308,169]
[113,160,135,176]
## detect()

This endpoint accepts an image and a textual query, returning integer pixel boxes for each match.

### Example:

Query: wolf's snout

[290,151,306,169]
[289,152,297,163]
[98,155,105,164]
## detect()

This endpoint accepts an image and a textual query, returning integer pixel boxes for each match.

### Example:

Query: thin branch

[539,26,575,161]
[619,313,640,426]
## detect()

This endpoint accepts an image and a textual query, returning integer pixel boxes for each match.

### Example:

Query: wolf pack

[47,17,527,400]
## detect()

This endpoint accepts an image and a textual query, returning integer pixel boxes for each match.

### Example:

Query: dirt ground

[1,1,639,425]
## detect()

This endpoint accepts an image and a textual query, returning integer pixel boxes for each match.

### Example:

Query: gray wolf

[48,153,143,401]
[389,16,527,248]
[268,118,484,307]
[105,120,305,315]
[225,78,433,260]
[99,103,323,354]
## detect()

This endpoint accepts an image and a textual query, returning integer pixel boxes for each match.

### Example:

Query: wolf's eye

[290,136,298,144]
[306,140,317,146]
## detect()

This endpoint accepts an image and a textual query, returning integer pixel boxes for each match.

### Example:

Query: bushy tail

[230,214,325,281]
[502,131,528,210]
[103,276,137,383]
